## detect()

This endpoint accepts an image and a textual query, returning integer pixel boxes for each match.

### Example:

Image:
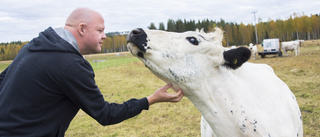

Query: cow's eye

[186,37,199,45]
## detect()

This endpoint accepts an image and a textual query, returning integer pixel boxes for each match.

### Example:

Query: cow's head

[127,28,251,94]
[249,43,253,49]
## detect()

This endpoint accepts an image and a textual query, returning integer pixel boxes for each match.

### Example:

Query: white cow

[249,43,258,59]
[127,28,303,137]
[281,41,300,56]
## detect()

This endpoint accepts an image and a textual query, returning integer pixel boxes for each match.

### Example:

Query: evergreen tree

[159,22,165,30]
[148,22,157,30]
[184,19,196,31]
[176,19,185,32]
[167,19,176,32]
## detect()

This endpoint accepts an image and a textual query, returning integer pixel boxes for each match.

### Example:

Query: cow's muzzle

[127,28,148,53]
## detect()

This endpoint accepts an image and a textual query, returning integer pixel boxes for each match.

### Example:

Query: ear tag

[233,58,238,64]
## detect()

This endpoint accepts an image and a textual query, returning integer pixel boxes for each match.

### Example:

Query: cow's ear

[223,47,251,69]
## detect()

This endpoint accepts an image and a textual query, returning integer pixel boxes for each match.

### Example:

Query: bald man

[0,8,183,136]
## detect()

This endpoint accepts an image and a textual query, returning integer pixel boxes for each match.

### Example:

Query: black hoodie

[0,27,149,137]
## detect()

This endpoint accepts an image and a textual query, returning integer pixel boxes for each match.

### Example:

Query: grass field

[0,40,319,136]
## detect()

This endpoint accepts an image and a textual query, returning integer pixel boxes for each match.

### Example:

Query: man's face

[82,16,106,54]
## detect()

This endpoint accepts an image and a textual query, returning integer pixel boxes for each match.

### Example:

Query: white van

[258,38,282,58]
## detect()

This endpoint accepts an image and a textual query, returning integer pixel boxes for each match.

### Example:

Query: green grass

[0,61,11,70]
[0,41,319,136]
[84,52,139,70]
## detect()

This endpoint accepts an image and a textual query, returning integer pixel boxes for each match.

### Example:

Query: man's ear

[223,47,251,69]
[78,23,86,36]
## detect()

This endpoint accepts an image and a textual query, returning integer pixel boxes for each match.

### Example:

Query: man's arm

[62,61,184,125]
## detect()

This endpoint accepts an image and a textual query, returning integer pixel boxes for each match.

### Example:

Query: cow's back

[203,63,302,136]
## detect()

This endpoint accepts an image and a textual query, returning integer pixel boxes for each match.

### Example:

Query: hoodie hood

[29,27,80,55]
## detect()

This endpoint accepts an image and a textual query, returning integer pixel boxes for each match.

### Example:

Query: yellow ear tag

[233,58,238,64]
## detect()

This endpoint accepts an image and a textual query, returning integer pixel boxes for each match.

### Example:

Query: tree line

[0,13,319,61]
[0,34,129,61]
[0,41,26,61]
[148,13,320,46]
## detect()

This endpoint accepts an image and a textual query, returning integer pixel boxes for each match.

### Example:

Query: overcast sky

[0,0,319,43]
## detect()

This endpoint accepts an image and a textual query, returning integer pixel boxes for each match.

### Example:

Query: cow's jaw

[127,42,184,93]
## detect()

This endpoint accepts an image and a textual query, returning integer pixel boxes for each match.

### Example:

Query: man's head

[64,7,106,55]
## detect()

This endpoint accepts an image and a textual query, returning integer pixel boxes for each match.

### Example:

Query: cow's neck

[184,66,240,132]
[185,84,219,122]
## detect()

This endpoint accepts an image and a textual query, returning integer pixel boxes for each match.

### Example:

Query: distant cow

[296,40,304,46]
[127,28,303,137]
[281,41,300,56]
[249,43,258,59]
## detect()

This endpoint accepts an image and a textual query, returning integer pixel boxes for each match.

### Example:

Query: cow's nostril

[127,28,143,42]
[127,28,148,52]
[132,29,142,35]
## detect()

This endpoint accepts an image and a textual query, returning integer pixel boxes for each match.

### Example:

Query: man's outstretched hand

[147,83,184,106]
